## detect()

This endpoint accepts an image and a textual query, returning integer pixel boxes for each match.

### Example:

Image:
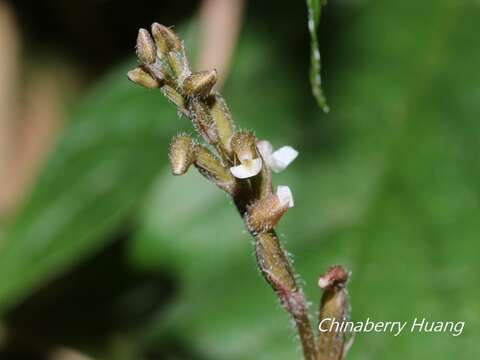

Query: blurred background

[0,0,479,359]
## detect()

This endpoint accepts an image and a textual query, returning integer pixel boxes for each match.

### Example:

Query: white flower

[276,185,294,208]
[230,158,263,179]
[257,140,298,173]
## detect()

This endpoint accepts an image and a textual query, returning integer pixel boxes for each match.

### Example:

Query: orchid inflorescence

[128,23,352,360]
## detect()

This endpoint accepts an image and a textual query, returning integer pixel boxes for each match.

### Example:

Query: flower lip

[230,158,263,179]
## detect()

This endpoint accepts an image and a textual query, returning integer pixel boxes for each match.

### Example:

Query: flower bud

[136,29,156,65]
[166,51,191,83]
[151,23,182,55]
[318,265,352,360]
[160,85,185,109]
[127,67,160,89]
[169,134,195,175]
[183,70,217,98]
[246,186,294,234]
[318,265,349,290]
[230,131,262,178]
[208,94,235,153]
[194,145,235,193]
[231,131,257,162]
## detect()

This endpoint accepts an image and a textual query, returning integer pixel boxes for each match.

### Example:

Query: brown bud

[318,265,349,290]
[318,265,352,360]
[231,130,257,162]
[127,67,160,89]
[194,145,235,193]
[183,70,217,98]
[136,29,156,65]
[208,95,235,153]
[151,23,182,54]
[246,192,289,234]
[169,134,195,175]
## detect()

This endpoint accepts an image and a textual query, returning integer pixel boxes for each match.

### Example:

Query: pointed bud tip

[169,135,195,175]
[151,23,182,54]
[127,67,160,89]
[136,28,156,65]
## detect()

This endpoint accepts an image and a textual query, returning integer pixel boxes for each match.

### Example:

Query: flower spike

[128,22,352,360]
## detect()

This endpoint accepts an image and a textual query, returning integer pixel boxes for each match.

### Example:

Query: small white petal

[318,277,331,289]
[230,158,263,179]
[276,185,294,208]
[270,146,298,173]
[256,140,274,158]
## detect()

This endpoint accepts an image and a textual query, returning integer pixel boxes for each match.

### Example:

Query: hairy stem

[254,231,318,360]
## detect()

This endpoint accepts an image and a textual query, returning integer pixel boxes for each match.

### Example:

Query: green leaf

[306,0,329,112]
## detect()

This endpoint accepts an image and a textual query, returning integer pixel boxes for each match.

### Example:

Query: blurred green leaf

[0,63,180,313]
[306,0,329,112]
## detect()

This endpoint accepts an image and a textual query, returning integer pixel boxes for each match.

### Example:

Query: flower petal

[256,140,274,158]
[276,185,294,208]
[270,146,298,173]
[230,158,263,179]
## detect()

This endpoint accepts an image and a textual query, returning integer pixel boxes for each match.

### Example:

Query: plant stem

[254,231,318,360]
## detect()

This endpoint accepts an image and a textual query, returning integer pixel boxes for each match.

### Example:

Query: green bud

[166,51,190,82]
[194,145,235,193]
[207,94,235,153]
[161,85,186,109]
[127,67,160,89]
